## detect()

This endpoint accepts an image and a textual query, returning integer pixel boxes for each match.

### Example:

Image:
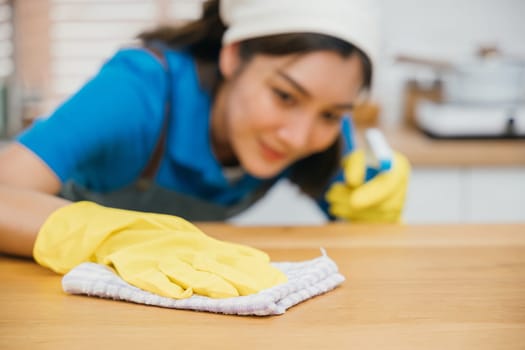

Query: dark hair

[138,0,373,199]
[138,0,224,62]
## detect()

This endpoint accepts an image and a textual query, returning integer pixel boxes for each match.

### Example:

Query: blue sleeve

[315,116,356,220]
[17,48,168,191]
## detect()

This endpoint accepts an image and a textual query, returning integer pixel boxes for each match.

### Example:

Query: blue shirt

[17,48,353,216]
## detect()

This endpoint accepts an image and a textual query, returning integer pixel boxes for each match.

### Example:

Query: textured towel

[62,249,345,316]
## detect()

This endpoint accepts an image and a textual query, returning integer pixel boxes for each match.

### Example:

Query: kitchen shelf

[368,126,525,167]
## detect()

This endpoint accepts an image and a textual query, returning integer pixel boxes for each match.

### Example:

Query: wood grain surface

[1,223,524,349]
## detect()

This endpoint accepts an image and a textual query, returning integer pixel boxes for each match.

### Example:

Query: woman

[0,0,409,297]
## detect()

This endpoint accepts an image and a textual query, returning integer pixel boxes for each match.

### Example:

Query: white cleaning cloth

[62,250,345,316]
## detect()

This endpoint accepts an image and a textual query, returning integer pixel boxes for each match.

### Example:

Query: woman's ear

[219,43,241,79]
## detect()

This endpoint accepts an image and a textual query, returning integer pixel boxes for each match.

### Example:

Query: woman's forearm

[0,185,70,257]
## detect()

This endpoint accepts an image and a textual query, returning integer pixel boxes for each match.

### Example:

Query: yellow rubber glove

[326,149,411,223]
[34,201,287,299]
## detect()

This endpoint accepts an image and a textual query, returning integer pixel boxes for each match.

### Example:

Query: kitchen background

[1,0,524,224]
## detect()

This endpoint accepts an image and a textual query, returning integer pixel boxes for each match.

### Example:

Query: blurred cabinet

[230,179,326,226]
[231,167,525,226]
[466,167,525,222]
[384,127,525,224]
[404,168,463,223]
[405,167,525,223]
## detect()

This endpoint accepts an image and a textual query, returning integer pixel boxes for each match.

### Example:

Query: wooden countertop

[2,223,525,350]
[359,126,525,167]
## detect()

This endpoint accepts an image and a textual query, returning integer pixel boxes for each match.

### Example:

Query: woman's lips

[259,140,286,162]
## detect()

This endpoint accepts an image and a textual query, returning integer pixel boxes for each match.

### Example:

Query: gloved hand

[34,201,287,299]
[326,149,411,223]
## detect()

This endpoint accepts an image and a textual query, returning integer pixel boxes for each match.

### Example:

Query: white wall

[229,179,327,226]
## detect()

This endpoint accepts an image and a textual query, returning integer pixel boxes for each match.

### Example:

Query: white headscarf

[219,0,380,67]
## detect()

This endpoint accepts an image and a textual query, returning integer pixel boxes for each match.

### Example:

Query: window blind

[46,0,205,114]
[0,0,12,78]
[0,0,11,136]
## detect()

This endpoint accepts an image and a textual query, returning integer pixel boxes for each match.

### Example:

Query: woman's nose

[277,114,314,151]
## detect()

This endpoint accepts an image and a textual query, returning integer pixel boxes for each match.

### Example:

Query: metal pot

[397,49,525,105]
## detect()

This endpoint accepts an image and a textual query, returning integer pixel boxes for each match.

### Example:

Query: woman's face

[213,45,364,179]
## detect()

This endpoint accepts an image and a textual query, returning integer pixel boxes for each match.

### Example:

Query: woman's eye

[272,88,296,105]
[322,112,342,123]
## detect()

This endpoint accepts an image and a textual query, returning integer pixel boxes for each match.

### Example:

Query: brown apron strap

[138,103,170,180]
[136,47,171,191]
